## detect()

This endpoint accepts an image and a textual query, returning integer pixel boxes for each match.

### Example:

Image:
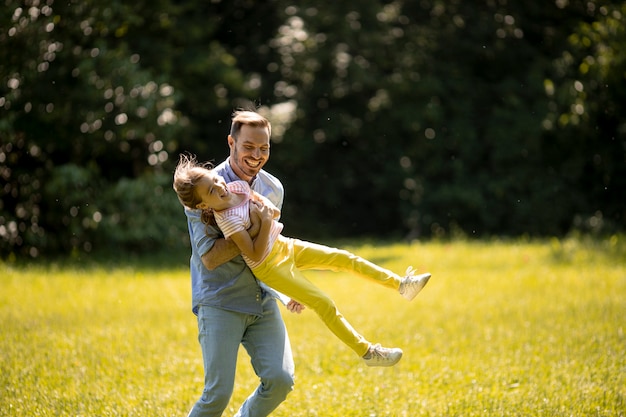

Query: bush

[97,173,189,254]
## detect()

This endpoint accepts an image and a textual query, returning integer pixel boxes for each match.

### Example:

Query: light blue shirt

[186,158,285,315]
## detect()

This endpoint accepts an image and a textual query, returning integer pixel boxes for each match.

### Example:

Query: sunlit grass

[1,237,624,416]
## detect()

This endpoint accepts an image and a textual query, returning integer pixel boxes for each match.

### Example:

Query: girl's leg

[290,237,403,291]
[253,239,371,356]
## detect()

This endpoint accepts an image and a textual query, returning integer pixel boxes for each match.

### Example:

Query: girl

[173,154,431,367]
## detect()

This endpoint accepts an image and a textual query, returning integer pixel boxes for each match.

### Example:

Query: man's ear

[227,135,235,149]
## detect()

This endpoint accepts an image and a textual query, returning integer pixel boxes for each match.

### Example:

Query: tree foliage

[269,0,626,239]
[1,0,624,258]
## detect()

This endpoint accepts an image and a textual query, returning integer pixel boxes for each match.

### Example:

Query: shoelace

[404,266,416,279]
[368,343,390,359]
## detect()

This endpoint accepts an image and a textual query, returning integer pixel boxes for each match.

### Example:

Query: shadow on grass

[3,233,625,272]
[547,233,626,265]
[2,246,192,272]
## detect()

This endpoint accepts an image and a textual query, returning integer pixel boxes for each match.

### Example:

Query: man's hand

[286,299,305,314]
[249,200,273,239]
[251,191,282,219]
[256,201,273,221]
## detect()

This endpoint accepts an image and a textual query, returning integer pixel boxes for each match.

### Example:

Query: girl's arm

[228,202,273,262]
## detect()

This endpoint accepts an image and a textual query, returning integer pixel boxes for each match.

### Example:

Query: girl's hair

[172,153,216,226]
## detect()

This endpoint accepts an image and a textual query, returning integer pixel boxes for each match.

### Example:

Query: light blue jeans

[187,296,295,417]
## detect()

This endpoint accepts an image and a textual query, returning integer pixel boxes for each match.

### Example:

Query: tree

[1,0,184,257]
[263,0,626,239]
[544,1,626,233]
[2,0,624,259]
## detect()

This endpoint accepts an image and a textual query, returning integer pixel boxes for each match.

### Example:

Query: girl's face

[195,171,231,211]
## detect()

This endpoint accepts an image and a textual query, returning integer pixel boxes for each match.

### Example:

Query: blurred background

[1,0,624,260]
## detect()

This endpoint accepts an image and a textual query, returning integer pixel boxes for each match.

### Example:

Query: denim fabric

[188,296,294,417]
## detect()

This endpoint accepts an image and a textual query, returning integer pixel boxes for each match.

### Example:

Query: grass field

[1,237,625,416]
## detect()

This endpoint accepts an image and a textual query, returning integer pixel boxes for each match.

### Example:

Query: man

[186,110,301,417]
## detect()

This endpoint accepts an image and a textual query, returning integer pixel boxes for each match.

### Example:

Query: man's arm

[201,238,240,270]
[200,203,264,270]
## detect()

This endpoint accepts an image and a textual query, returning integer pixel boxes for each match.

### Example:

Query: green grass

[1,237,625,416]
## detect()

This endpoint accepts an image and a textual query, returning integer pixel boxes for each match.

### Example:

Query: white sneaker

[399,266,431,301]
[362,343,403,367]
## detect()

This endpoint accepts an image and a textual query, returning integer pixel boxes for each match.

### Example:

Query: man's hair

[229,110,271,139]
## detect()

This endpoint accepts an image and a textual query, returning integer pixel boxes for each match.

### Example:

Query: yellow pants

[251,235,402,357]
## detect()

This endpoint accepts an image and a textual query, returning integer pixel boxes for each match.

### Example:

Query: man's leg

[188,306,246,417]
[236,294,295,417]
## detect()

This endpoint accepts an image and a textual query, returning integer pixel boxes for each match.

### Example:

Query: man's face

[228,124,270,183]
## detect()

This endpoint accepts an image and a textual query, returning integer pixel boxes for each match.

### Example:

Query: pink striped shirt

[213,181,283,269]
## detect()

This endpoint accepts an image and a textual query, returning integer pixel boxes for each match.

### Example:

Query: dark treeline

[1,0,624,258]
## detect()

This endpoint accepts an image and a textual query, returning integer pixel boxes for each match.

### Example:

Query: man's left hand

[286,299,305,314]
